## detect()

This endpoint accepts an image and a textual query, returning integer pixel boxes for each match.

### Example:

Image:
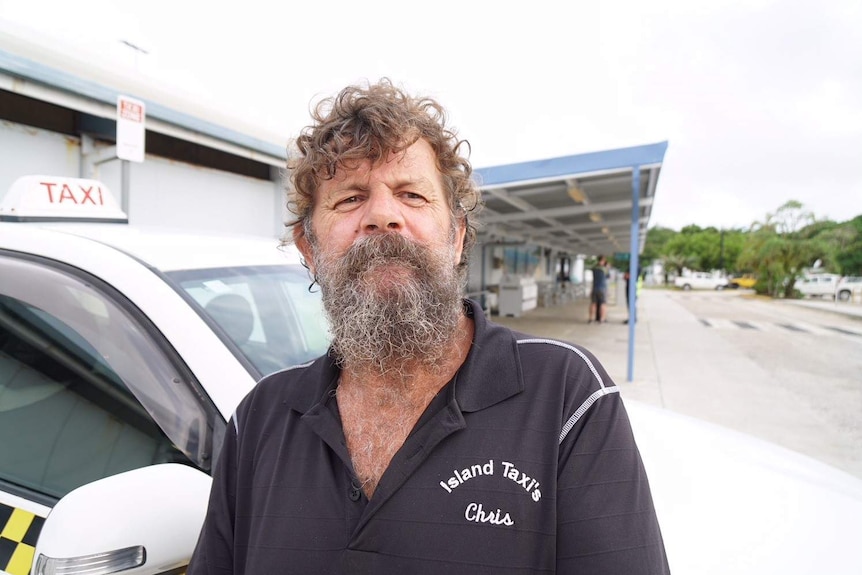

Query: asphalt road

[493,288,862,479]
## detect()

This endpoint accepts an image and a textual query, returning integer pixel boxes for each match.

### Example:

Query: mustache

[318,233,431,281]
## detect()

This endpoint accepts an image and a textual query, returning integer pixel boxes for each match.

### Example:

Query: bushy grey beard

[311,233,464,380]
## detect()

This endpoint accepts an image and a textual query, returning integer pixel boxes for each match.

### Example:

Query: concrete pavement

[491,287,862,479]
[782,296,862,319]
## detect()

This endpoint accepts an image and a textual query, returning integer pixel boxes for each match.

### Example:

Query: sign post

[117,96,146,162]
[116,96,145,215]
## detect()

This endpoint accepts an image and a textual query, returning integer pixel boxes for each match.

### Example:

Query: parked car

[0,176,329,575]
[674,271,729,291]
[728,274,757,289]
[836,276,862,302]
[795,274,841,299]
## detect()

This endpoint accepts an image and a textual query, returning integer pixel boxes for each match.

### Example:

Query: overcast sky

[2,0,860,231]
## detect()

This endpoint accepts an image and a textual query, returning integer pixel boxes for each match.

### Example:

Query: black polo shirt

[188,300,669,574]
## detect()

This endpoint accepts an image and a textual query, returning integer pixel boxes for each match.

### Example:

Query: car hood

[626,399,862,574]
[4,222,302,271]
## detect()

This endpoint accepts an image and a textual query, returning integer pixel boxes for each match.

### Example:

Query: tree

[642,226,677,263]
[811,216,862,275]
[720,230,747,274]
[660,225,747,272]
[737,201,828,297]
[661,253,698,280]
[641,205,862,285]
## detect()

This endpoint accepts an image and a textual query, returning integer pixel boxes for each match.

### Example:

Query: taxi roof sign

[0,176,128,223]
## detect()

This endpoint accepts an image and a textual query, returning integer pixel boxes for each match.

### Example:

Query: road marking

[695,318,862,341]
[778,323,808,333]
[823,326,862,337]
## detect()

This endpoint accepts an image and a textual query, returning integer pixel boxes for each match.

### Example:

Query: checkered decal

[0,503,44,575]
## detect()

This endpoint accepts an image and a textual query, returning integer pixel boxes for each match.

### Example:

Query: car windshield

[166,265,330,377]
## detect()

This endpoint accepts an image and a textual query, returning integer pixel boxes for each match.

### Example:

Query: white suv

[836,276,862,302]
[674,271,729,290]
[796,274,841,299]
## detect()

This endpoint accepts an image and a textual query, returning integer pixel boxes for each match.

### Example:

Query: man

[188,79,669,574]
[589,255,609,323]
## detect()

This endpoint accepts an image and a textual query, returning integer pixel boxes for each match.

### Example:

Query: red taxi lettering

[79,185,102,205]
[58,184,77,203]
[39,181,104,205]
[40,181,57,202]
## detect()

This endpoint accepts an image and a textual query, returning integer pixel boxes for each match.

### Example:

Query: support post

[121,160,131,216]
[627,166,641,382]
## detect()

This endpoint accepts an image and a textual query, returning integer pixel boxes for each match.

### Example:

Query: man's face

[295,139,467,377]
[296,139,465,275]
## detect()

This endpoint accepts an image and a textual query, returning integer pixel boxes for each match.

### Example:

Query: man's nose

[360,192,404,233]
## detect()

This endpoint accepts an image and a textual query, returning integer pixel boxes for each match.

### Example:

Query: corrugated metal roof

[474,142,668,256]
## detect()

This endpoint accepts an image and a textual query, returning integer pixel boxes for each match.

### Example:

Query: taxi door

[0,250,220,575]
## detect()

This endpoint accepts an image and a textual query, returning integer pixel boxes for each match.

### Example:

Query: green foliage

[645,201,861,296]
[727,201,826,297]
[642,226,676,262]
[830,216,862,275]
[661,253,697,277]
[657,226,747,273]
[720,231,747,273]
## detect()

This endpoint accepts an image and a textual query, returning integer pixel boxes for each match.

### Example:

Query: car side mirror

[32,464,211,575]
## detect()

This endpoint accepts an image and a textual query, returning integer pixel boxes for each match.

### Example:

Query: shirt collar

[455,299,524,412]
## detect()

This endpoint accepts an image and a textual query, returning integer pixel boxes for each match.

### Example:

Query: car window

[166,265,330,377]
[0,253,216,503]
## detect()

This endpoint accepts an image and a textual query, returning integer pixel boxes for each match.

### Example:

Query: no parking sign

[117,95,146,162]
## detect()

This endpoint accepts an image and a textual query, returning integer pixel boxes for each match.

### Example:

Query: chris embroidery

[465,503,515,526]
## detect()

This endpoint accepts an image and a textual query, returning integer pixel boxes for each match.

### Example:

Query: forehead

[322,139,442,189]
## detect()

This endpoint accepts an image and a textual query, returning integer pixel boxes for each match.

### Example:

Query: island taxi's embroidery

[439,459,542,502]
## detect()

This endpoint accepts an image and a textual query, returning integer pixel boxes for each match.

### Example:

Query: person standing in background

[589,255,609,323]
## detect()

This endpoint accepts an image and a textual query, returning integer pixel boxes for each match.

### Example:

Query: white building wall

[1,121,282,238]
[0,121,80,191]
[98,156,279,237]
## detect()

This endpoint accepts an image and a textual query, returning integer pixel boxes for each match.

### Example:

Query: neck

[336,313,475,497]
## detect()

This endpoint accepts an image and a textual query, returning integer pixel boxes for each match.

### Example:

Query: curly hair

[283,79,483,269]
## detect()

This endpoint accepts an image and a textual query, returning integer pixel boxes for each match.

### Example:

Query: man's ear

[294,224,315,275]
[453,218,467,265]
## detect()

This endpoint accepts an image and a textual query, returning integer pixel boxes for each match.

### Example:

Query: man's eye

[400,192,426,204]
[334,196,362,210]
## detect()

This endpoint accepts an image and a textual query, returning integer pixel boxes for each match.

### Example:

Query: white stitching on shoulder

[267,359,316,377]
[515,338,619,444]
[558,387,620,444]
[516,338,606,389]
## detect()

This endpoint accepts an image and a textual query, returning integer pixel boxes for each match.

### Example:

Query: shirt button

[349,483,362,502]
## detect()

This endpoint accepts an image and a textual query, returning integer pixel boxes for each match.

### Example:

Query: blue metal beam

[475,141,668,187]
[627,167,641,382]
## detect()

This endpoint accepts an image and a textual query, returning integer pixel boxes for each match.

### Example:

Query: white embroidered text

[465,503,515,526]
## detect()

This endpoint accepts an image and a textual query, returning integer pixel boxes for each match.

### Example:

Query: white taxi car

[2,177,862,575]
[0,176,328,575]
